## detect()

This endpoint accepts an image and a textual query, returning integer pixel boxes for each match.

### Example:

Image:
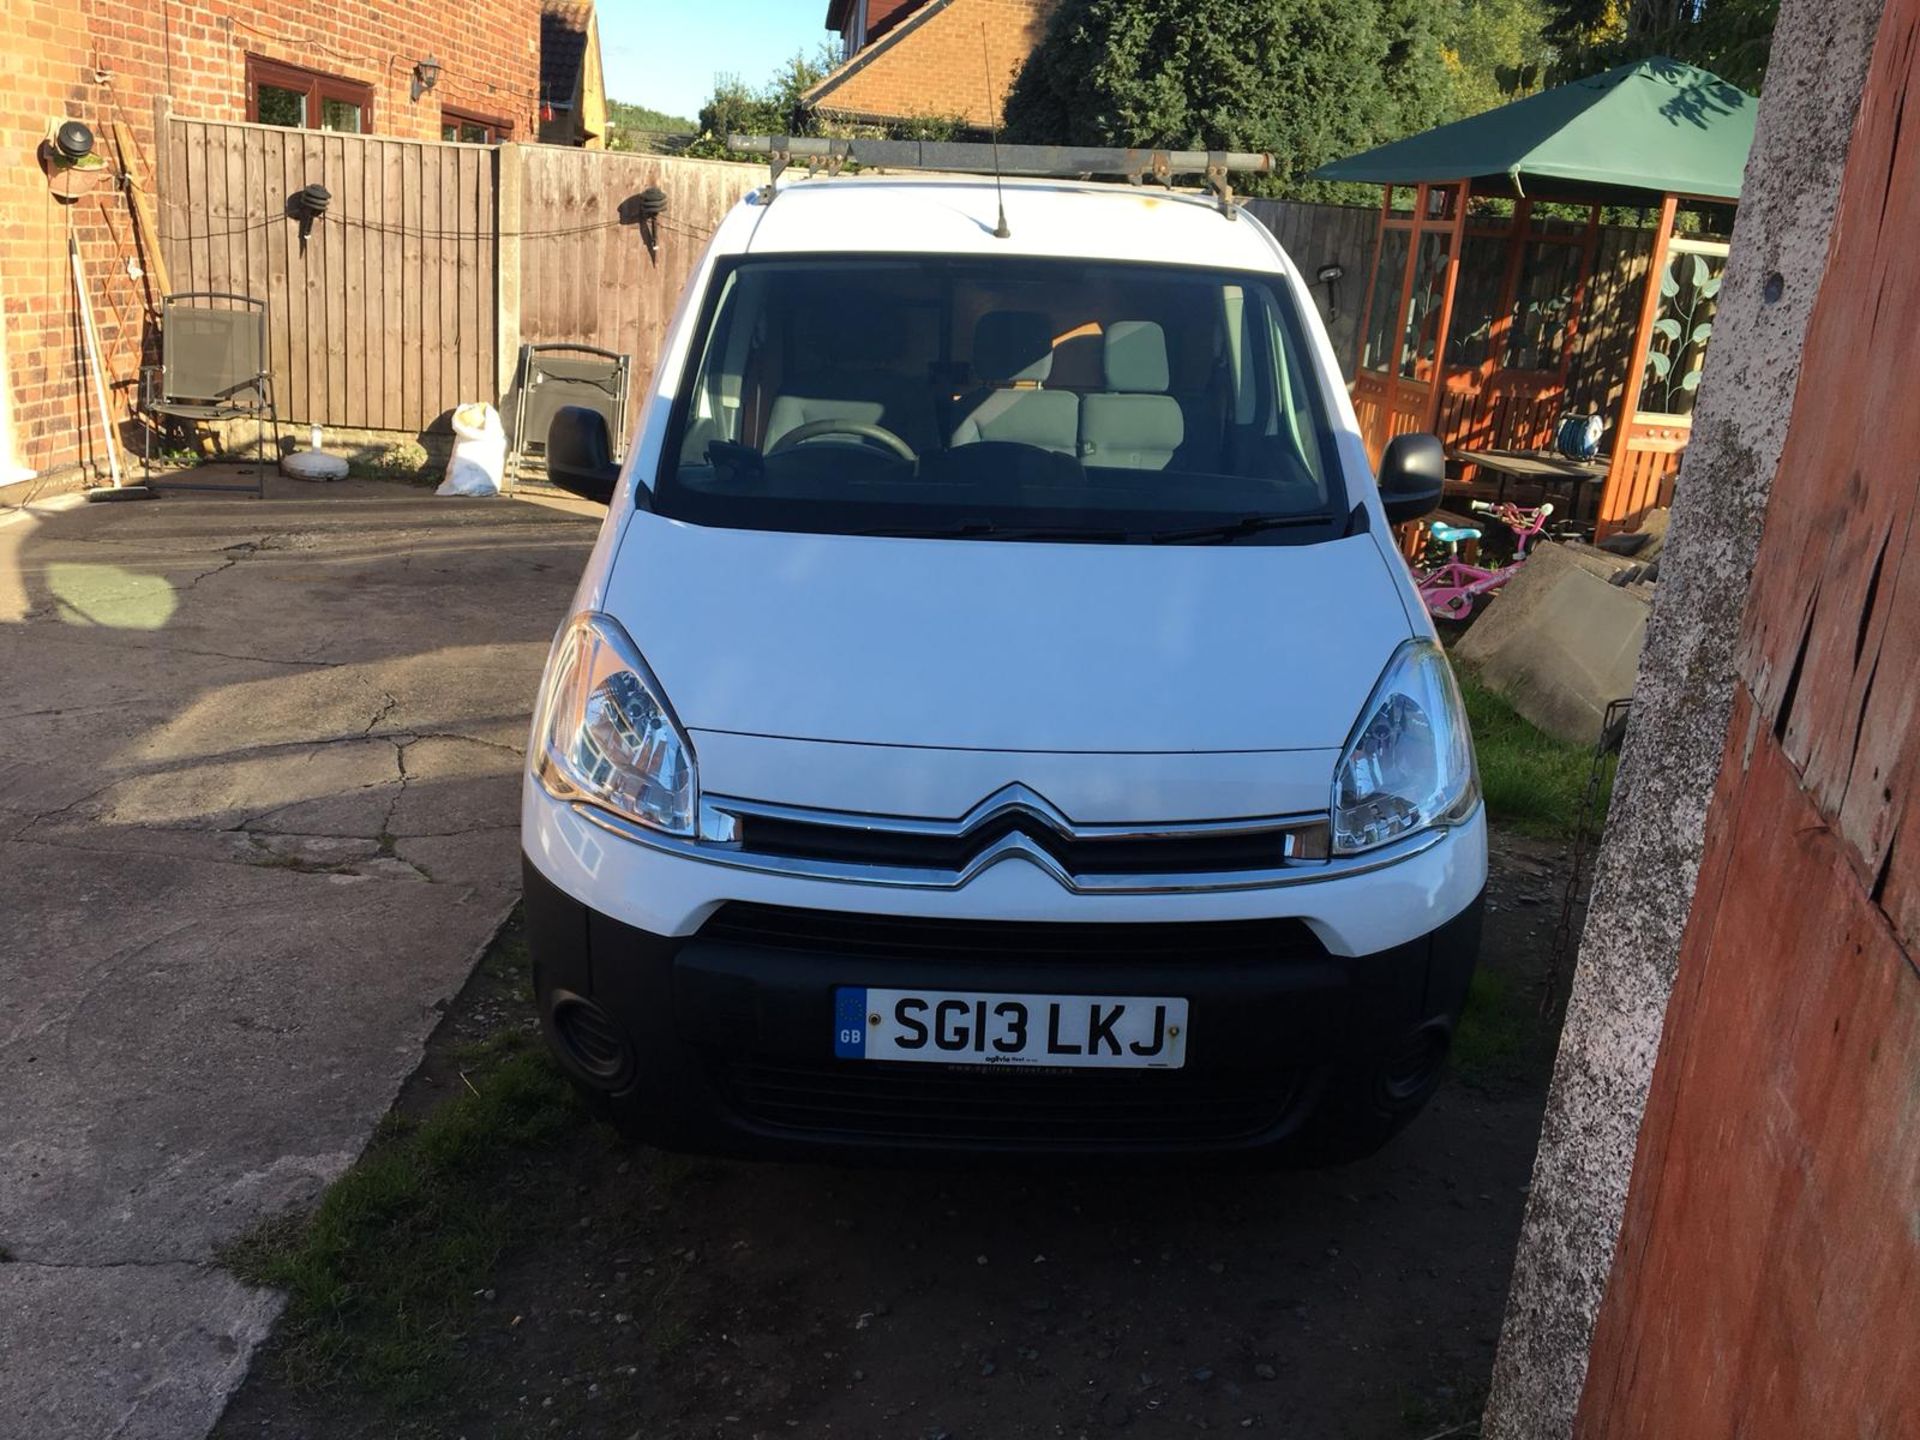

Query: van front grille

[698,904,1321,964]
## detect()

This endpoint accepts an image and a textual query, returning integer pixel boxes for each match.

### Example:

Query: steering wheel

[768,419,917,462]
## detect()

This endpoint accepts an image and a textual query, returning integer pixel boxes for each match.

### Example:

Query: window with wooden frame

[247,55,373,134]
[440,109,513,144]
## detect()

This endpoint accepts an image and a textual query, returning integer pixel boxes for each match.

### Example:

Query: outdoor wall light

[637,186,667,262]
[54,120,96,163]
[286,183,332,256]
[411,56,443,103]
[1317,261,1346,320]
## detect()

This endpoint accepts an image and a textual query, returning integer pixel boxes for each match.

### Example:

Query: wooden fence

[157,110,752,435]
[509,149,760,429]
[155,115,1658,444]
[1243,199,1379,370]
[159,107,497,432]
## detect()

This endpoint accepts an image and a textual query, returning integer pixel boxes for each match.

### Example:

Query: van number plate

[834,988,1188,1070]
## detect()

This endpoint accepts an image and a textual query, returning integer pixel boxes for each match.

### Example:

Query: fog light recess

[548,993,634,1088]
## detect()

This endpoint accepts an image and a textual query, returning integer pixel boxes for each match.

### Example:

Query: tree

[693,46,842,149]
[1442,0,1556,117]
[1002,0,1455,197]
[605,100,698,153]
[1543,0,1778,91]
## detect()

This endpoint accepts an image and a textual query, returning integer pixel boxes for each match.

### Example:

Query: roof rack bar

[728,134,1275,183]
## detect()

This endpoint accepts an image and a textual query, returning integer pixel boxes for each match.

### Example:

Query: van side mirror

[1378,433,1446,525]
[546,406,620,505]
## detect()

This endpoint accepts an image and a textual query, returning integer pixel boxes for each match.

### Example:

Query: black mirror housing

[546,406,621,505]
[1378,432,1446,525]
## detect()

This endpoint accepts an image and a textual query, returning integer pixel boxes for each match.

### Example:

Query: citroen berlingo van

[522,146,1481,1163]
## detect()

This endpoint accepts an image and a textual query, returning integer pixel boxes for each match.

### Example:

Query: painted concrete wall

[1481,1,1890,1433]
[1577,0,1920,1419]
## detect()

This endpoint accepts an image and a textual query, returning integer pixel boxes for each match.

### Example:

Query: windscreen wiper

[859,520,1137,543]
[1149,513,1336,545]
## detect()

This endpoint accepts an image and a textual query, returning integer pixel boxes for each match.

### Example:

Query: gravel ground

[216,831,1571,1440]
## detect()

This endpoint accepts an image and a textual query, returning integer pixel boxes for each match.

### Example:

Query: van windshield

[656,255,1348,543]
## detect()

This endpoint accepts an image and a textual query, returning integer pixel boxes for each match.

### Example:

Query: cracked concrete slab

[0,478,596,1437]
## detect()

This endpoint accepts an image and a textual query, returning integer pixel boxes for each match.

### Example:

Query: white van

[522,148,1483,1163]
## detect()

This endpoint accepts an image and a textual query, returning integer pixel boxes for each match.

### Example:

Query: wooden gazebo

[1315,59,1757,537]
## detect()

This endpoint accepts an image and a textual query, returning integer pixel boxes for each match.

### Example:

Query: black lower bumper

[523,855,1483,1163]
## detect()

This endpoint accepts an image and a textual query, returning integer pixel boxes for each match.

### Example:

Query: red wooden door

[1577,6,1920,1431]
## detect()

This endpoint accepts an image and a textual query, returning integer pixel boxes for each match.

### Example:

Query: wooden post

[151,96,174,299]
[1596,192,1679,536]
[1421,181,1470,436]
[113,122,172,313]
[495,142,523,405]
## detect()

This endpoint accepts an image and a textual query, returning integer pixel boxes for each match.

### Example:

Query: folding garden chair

[507,343,630,490]
[141,292,277,497]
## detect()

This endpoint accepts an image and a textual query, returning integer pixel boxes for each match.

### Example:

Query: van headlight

[1331,640,1478,855]
[533,612,696,837]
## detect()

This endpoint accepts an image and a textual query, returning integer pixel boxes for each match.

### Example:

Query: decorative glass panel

[1360,229,1409,374]
[1506,241,1583,373]
[1641,247,1727,418]
[1400,231,1452,378]
[320,98,363,133]
[257,84,306,128]
[1445,234,1509,370]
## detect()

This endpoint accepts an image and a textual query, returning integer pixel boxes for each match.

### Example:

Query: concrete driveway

[0,476,596,1438]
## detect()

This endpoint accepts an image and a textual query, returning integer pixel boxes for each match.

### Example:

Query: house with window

[808,0,1059,131]
[0,0,600,487]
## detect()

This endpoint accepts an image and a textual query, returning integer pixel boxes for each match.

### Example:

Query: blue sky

[600,0,832,122]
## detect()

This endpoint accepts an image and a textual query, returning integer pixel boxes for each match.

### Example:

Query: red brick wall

[0,0,542,480]
[812,0,1059,129]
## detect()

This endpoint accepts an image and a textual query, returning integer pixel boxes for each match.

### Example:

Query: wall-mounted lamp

[1316,261,1345,320]
[285,183,331,256]
[635,186,667,263]
[410,56,442,103]
[54,120,96,163]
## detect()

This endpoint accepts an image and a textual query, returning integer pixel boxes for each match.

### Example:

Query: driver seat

[764,306,936,454]
[950,311,1079,456]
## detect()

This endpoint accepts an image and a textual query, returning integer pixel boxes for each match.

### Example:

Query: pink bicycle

[1414,499,1554,621]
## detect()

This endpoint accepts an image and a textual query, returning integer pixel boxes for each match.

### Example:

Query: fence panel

[515,148,759,430]
[160,113,495,432]
[1243,199,1380,375]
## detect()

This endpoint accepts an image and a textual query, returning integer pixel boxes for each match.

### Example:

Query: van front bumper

[521,809,1486,1162]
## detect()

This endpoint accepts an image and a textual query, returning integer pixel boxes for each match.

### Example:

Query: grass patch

[221,1030,587,1404]
[1458,674,1612,839]
[1450,969,1534,1090]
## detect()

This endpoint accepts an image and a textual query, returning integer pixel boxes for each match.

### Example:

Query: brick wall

[0,0,542,482]
[810,0,1059,130]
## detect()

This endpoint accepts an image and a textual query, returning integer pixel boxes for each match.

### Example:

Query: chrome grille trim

[549,779,1458,894]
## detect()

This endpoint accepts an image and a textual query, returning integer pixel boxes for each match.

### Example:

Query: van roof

[731,175,1295,275]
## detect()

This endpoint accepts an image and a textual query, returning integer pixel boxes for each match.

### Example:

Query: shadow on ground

[217,834,1570,1440]
[0,472,598,1439]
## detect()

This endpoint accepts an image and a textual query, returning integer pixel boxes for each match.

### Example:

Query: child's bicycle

[1414,499,1555,621]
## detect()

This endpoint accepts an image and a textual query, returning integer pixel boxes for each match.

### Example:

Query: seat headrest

[972,311,1055,385]
[1104,321,1171,393]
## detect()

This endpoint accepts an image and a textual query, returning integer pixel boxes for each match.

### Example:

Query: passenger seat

[949,312,1079,456]
[1079,322,1184,471]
